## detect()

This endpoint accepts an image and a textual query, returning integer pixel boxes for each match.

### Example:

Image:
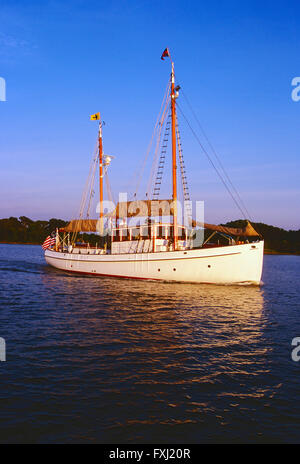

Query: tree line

[226,220,300,254]
[0,216,299,254]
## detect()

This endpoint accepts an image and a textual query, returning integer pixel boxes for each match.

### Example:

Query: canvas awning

[106,199,175,218]
[190,220,260,237]
[60,219,99,233]
[60,200,260,237]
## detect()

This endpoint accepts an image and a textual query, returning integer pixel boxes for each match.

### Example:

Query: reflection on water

[40,270,266,377]
[0,245,299,443]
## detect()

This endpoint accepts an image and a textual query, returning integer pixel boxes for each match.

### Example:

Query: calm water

[0,244,299,444]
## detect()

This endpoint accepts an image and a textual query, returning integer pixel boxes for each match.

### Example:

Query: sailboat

[44,49,264,285]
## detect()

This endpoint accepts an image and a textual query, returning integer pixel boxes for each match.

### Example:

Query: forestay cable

[177,102,249,220]
[180,89,252,220]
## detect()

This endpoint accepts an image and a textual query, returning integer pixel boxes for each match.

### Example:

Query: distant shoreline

[0,241,299,256]
[264,250,300,255]
[0,241,40,246]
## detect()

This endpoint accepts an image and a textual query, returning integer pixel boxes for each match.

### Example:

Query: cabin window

[140,226,151,239]
[113,229,120,242]
[177,226,186,239]
[121,228,129,240]
[131,227,140,240]
[157,226,165,239]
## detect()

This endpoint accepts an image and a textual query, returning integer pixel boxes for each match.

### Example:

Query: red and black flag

[161,48,170,60]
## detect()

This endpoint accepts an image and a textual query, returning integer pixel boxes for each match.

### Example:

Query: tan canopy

[59,200,176,232]
[190,220,260,237]
[106,199,175,218]
[60,198,260,238]
[60,219,99,232]
[60,218,259,236]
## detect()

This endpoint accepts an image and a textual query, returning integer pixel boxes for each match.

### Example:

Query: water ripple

[0,246,299,443]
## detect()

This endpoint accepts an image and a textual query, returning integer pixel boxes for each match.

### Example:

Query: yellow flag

[90,112,100,121]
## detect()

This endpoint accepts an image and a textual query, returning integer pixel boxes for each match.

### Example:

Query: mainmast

[161,47,178,250]
[170,59,178,250]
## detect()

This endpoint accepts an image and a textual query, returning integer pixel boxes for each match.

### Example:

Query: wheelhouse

[111,222,190,254]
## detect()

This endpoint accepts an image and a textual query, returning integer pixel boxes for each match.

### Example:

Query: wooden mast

[98,116,104,235]
[171,60,178,250]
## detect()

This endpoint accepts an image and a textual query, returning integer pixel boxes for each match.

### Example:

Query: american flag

[42,235,56,250]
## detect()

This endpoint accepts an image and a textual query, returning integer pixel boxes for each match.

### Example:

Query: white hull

[45,241,264,285]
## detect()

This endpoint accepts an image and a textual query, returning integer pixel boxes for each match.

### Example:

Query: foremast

[98,116,104,235]
[90,112,104,235]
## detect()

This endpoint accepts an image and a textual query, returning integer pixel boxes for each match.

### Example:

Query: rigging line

[78,141,98,219]
[176,114,191,202]
[71,142,98,246]
[175,115,193,222]
[181,88,252,220]
[177,129,185,207]
[82,153,97,219]
[73,146,97,244]
[133,79,171,198]
[86,153,98,218]
[146,94,170,198]
[145,93,170,198]
[176,102,248,220]
[105,172,115,231]
[79,145,97,217]
[135,80,171,197]
[105,170,115,205]
[148,96,171,196]
[152,112,171,199]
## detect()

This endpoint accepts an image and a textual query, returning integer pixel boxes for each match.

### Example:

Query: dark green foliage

[80,233,111,248]
[47,218,68,234]
[0,217,67,244]
[226,220,300,254]
[0,217,112,247]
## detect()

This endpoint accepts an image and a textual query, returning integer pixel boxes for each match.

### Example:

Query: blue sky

[0,0,300,229]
